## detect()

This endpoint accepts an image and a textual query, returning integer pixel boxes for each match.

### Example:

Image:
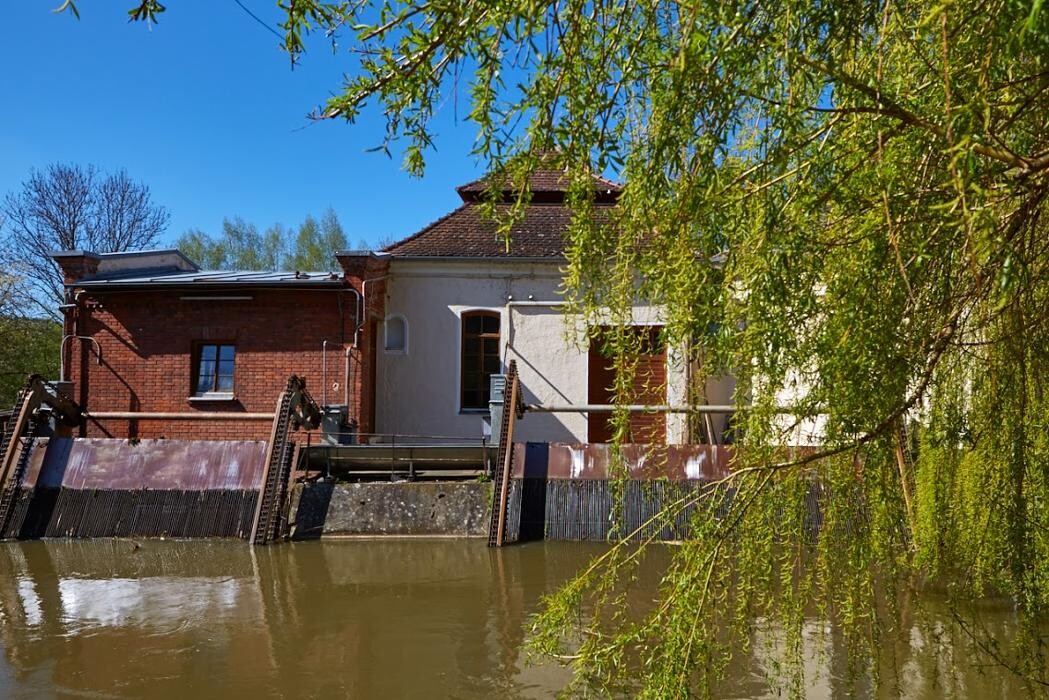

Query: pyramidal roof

[455,167,621,203]
[384,166,620,259]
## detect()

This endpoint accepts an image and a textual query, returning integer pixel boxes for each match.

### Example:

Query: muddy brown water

[0,539,1038,698]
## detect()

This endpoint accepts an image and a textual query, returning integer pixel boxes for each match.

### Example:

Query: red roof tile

[383,203,616,258]
[385,166,621,259]
[456,167,621,203]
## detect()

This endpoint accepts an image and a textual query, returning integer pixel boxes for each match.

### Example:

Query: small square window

[194,343,235,397]
[384,316,407,353]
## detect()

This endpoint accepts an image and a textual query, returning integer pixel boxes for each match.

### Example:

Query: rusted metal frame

[0,392,34,490]
[494,363,521,547]
[250,389,291,544]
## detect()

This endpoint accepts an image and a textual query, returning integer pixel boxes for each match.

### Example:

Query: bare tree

[1,163,169,318]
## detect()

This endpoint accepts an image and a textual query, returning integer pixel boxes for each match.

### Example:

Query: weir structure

[0,375,321,544]
[0,369,770,544]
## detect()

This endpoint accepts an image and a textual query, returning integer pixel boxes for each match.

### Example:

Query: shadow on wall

[292,482,333,540]
[514,378,579,443]
[517,442,549,542]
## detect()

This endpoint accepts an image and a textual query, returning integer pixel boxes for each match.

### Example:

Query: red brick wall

[68,288,358,440]
[336,253,389,437]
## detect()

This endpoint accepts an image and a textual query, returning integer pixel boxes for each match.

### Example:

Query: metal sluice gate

[0,374,320,545]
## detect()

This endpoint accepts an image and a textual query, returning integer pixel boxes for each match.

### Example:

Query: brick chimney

[51,250,102,284]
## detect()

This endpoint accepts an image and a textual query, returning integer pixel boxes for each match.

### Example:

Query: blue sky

[1,2,487,249]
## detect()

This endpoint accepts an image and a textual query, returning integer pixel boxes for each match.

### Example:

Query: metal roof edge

[334,250,391,259]
[70,279,346,289]
[389,255,566,263]
[51,249,102,260]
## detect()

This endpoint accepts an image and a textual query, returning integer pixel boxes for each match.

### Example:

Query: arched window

[384,315,407,353]
[460,311,501,410]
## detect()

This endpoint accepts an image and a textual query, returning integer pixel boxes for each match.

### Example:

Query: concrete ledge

[293,481,492,538]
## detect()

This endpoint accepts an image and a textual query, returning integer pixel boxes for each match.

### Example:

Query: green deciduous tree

[0,271,60,408]
[67,0,1049,695]
[176,217,287,271]
[176,209,347,271]
[285,208,348,271]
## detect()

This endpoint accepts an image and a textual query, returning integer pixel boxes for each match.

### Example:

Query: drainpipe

[349,275,388,435]
[322,340,329,406]
[344,346,354,408]
[58,289,83,382]
[355,275,389,347]
[59,335,102,382]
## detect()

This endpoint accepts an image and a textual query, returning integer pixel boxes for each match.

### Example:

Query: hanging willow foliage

[91,0,1049,694]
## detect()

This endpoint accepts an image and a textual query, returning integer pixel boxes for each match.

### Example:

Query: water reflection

[0,539,1041,698]
[0,539,599,698]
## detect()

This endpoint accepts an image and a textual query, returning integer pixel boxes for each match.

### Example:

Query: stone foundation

[292,481,492,538]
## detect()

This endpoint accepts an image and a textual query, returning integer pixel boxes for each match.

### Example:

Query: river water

[0,539,1038,698]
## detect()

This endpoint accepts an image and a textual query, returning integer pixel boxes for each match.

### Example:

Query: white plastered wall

[374,259,695,443]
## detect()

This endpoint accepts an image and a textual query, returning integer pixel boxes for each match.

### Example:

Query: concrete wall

[293,481,491,537]
[376,259,706,444]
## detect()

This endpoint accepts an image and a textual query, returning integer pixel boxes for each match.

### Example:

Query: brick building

[55,168,737,444]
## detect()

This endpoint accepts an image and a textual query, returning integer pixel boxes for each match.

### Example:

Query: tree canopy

[0,273,60,408]
[175,207,350,271]
[66,0,1049,695]
[1,163,168,319]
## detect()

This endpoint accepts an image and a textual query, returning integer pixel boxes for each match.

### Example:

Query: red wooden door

[587,326,666,443]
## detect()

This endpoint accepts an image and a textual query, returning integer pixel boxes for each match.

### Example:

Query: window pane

[200,345,217,361]
[197,363,215,394]
[463,389,482,409]
[462,313,500,410]
[385,317,406,351]
[218,359,234,375]
[219,345,235,361]
[216,373,234,392]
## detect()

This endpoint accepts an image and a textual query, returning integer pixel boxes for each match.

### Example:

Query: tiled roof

[456,167,621,203]
[383,203,616,259]
[386,166,621,259]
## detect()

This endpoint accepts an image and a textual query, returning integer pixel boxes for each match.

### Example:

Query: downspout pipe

[60,335,102,382]
[354,275,389,347]
[322,340,329,407]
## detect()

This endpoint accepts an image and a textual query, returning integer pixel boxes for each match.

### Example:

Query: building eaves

[71,269,344,288]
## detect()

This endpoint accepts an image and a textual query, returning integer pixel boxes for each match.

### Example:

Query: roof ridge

[455,167,622,197]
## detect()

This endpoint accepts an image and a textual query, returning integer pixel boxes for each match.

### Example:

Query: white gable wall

[375,259,693,443]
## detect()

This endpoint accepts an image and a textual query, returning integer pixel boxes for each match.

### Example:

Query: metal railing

[306,430,493,482]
